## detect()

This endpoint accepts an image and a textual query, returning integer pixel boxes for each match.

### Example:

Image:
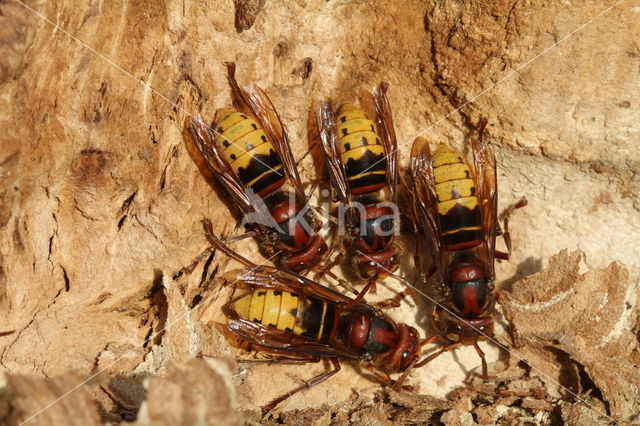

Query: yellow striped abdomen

[214,110,285,197]
[432,144,483,250]
[336,105,386,196]
[232,289,337,340]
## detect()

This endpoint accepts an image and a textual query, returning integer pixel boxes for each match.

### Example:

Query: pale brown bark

[0,0,638,424]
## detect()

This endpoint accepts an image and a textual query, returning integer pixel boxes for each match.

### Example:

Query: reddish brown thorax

[448,258,490,316]
[269,195,301,223]
[345,314,420,372]
[448,260,484,283]
[355,203,396,251]
[346,313,370,349]
[269,196,310,249]
[371,326,398,350]
[265,193,328,271]
[460,286,481,314]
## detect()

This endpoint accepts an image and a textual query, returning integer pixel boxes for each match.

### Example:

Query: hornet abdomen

[336,106,386,196]
[214,110,285,198]
[432,144,482,251]
[232,289,338,341]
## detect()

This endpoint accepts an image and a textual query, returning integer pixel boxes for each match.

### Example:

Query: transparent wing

[470,118,497,280]
[226,316,364,359]
[316,100,351,205]
[409,137,447,284]
[190,117,272,230]
[226,63,307,204]
[372,82,398,203]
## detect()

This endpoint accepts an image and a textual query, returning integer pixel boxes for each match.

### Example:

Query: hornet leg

[262,358,341,415]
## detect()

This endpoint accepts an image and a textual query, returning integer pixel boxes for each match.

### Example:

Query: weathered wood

[0,0,638,423]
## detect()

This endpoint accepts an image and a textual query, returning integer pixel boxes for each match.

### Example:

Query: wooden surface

[0,0,638,424]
